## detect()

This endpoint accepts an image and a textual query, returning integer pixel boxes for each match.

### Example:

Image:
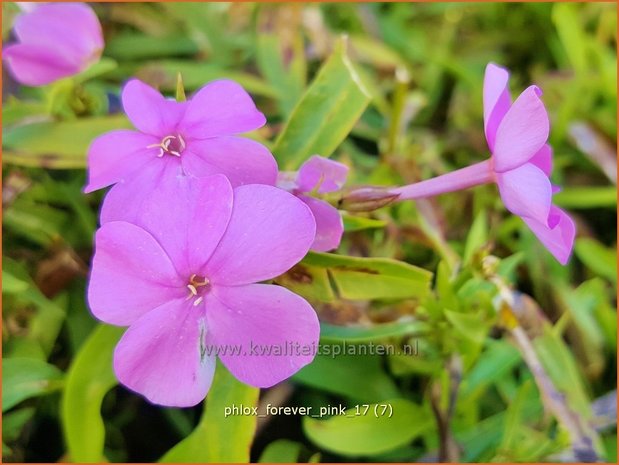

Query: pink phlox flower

[278,155,349,252]
[85,78,278,199]
[4,3,103,87]
[391,63,575,264]
[483,63,575,264]
[88,174,319,407]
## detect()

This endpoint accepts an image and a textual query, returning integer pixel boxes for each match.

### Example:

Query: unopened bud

[339,186,400,212]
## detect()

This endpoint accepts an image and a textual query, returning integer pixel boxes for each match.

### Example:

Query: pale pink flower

[4,3,103,86]
[390,63,575,264]
[89,174,319,407]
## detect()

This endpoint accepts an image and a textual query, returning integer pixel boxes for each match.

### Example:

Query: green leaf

[256,32,306,116]
[274,262,335,302]
[2,269,28,294]
[553,187,616,209]
[273,36,371,169]
[2,258,66,357]
[463,211,488,265]
[320,320,428,344]
[574,238,617,284]
[160,362,259,463]
[259,439,303,463]
[61,324,124,462]
[2,358,64,412]
[303,399,431,456]
[552,4,588,74]
[2,97,47,127]
[302,251,432,301]
[293,354,400,403]
[3,116,132,169]
[105,33,199,60]
[445,310,489,344]
[534,324,593,420]
[175,72,187,102]
[2,407,35,443]
[460,341,521,399]
[342,214,388,232]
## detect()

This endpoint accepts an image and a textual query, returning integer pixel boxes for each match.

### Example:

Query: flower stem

[390,160,495,200]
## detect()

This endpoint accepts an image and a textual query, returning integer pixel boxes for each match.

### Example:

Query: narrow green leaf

[105,33,199,60]
[274,262,335,302]
[445,310,489,344]
[2,358,64,412]
[320,320,427,344]
[273,36,371,168]
[2,269,28,294]
[303,399,431,456]
[175,72,187,102]
[302,251,432,301]
[160,362,259,463]
[553,187,616,209]
[463,211,488,265]
[574,238,617,284]
[3,407,35,443]
[534,324,593,420]
[342,214,387,232]
[256,33,306,116]
[552,4,588,73]
[3,116,132,169]
[61,324,124,462]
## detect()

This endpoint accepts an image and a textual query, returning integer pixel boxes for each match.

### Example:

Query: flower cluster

[84,79,341,407]
[7,4,576,407]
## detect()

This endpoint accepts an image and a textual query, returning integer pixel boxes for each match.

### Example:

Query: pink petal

[206,284,319,387]
[493,85,550,172]
[179,80,266,138]
[483,63,511,151]
[84,130,159,193]
[204,185,315,286]
[296,155,349,194]
[496,163,552,225]
[301,196,344,252]
[181,136,278,187]
[88,221,184,326]
[122,79,186,136]
[114,298,215,407]
[3,43,78,86]
[13,3,102,69]
[101,173,233,277]
[522,206,576,265]
[529,144,553,177]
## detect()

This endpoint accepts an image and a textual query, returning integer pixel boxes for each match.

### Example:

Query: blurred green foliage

[2,2,616,463]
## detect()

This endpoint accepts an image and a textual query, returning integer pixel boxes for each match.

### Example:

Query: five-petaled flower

[84,79,278,198]
[278,155,349,252]
[389,63,575,264]
[88,174,319,407]
[4,3,104,86]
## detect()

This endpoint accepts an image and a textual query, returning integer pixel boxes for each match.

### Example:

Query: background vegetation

[2,2,617,462]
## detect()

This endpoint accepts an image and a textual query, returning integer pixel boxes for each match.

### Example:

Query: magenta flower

[390,63,575,264]
[84,79,278,198]
[88,174,319,407]
[278,155,348,252]
[4,3,103,86]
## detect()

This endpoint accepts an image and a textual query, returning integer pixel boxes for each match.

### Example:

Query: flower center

[147,134,186,158]
[186,273,210,306]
